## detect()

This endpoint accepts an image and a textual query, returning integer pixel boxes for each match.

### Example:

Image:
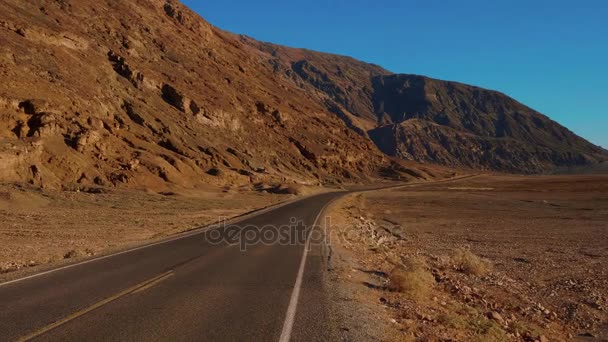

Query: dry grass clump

[451,248,492,276]
[437,302,509,341]
[388,256,435,300]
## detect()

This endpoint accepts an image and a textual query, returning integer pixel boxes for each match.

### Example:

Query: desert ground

[325,174,608,341]
[0,183,303,279]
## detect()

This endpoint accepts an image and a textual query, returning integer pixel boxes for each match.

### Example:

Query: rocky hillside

[367,75,607,172]
[0,0,604,192]
[250,43,607,173]
[1,0,440,190]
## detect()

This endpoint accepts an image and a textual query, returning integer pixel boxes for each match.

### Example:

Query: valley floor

[0,184,291,279]
[325,174,608,341]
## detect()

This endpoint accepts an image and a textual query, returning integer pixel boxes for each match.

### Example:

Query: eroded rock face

[0,0,399,189]
[26,113,60,138]
[0,140,45,186]
[76,130,103,153]
[163,2,188,26]
[108,51,144,88]
[10,100,61,138]
[161,84,200,115]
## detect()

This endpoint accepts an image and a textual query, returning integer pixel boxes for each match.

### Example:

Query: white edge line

[278,198,335,342]
[0,192,334,288]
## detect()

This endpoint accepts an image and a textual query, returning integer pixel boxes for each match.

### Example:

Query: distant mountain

[0,0,604,190]
[248,42,606,173]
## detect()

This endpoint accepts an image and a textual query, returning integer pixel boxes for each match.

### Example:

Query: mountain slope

[0,0,428,190]
[366,74,606,172]
[0,0,604,192]
[248,42,606,173]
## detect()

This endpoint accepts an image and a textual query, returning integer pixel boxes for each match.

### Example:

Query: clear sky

[182,0,607,148]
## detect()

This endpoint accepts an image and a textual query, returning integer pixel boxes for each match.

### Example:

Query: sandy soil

[0,183,294,277]
[325,174,608,341]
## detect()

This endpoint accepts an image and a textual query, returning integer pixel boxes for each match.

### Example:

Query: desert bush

[451,248,492,276]
[388,256,435,300]
[439,315,507,340]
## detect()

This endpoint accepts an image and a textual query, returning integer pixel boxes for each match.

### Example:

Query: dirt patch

[325,174,608,341]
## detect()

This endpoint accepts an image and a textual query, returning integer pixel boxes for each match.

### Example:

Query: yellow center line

[131,272,174,294]
[17,270,175,342]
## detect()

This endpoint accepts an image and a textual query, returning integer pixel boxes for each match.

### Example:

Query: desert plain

[325,174,608,341]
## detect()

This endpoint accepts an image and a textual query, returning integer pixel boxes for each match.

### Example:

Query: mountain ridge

[0,0,604,191]
[245,39,605,172]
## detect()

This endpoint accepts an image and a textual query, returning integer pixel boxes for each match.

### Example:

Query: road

[0,191,345,342]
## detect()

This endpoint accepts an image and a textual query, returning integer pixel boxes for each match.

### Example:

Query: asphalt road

[0,191,345,342]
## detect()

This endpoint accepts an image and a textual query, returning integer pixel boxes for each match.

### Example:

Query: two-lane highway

[0,191,344,341]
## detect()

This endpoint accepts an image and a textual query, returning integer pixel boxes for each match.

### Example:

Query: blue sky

[182,0,607,148]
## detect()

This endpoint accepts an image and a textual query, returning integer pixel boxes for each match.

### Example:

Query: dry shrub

[452,248,492,276]
[437,302,509,341]
[388,256,435,300]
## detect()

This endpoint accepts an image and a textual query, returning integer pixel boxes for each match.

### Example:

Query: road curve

[0,191,345,342]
